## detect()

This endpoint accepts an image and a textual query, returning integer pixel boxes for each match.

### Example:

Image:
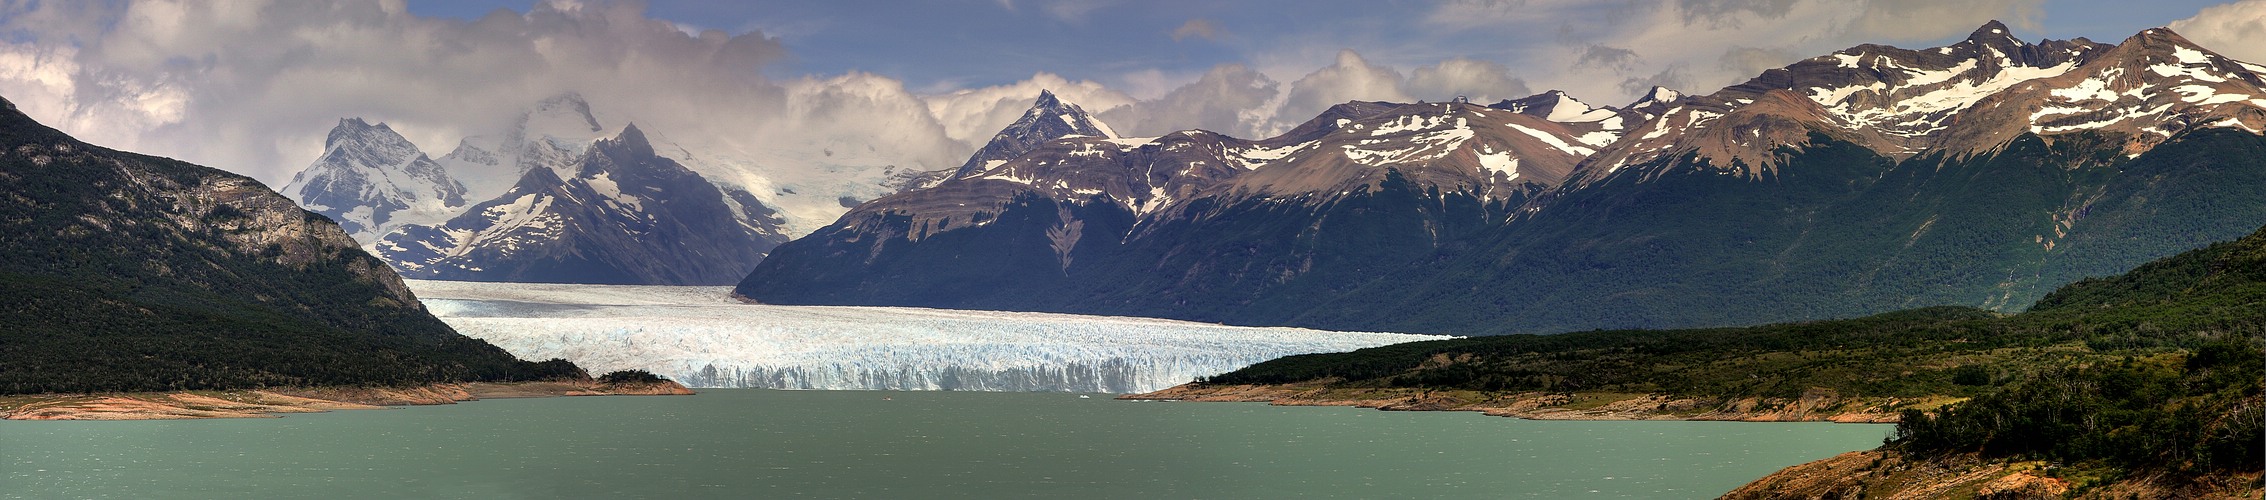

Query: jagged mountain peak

[1016,89,1112,139]
[1632,86,1682,107]
[1492,90,1618,123]
[947,90,1120,179]
[374,117,779,285]
[1576,20,2131,180]
[325,117,410,148]
[284,116,467,244]
[1963,20,2022,46]
[598,122,654,157]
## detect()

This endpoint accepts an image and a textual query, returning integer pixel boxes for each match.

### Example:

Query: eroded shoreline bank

[1120,383,1958,423]
[0,380,694,420]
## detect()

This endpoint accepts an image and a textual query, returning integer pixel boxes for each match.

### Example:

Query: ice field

[408,280,1448,393]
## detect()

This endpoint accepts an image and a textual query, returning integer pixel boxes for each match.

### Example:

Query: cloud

[1171,18,1224,42]
[1425,0,1549,31]
[1676,0,1800,27]
[1716,46,1802,78]
[1575,45,1640,71]
[1508,0,2043,103]
[1099,64,1281,138]
[1404,58,1531,104]
[1271,50,1414,136]
[1619,66,1692,97]
[2171,0,2266,63]
[0,0,1000,196]
[921,73,1135,145]
[996,0,1119,22]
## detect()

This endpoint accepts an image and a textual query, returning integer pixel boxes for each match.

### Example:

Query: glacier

[407,280,1447,393]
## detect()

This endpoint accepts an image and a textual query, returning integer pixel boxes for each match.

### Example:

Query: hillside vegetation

[1202,224,2266,482]
[0,96,581,394]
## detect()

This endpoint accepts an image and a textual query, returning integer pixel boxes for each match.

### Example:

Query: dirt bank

[1124,383,1952,423]
[1,380,694,420]
[1726,450,2262,499]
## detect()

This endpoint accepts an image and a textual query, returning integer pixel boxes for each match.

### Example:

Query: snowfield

[407,280,1447,393]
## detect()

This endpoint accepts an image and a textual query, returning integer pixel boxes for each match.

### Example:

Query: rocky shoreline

[1132,383,2264,498]
[1122,383,1950,423]
[0,380,694,420]
[1727,450,2264,499]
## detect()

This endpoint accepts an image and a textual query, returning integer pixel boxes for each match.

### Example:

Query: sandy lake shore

[0,380,694,420]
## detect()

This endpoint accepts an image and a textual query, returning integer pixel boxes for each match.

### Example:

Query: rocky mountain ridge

[0,93,577,394]
[740,22,2266,336]
[284,94,790,284]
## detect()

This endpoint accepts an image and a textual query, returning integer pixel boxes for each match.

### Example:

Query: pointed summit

[1968,20,2013,41]
[1636,86,1681,106]
[325,118,398,148]
[1961,20,2029,52]
[602,122,654,156]
[284,116,466,242]
[948,90,1118,179]
[1491,90,1615,123]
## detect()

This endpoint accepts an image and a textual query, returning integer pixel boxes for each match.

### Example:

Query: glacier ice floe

[407,280,1448,393]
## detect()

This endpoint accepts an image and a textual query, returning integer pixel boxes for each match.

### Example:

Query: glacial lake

[4,390,1889,499]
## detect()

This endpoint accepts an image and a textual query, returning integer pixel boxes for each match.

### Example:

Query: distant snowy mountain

[1582,21,2264,181]
[426,92,620,204]
[744,22,2266,337]
[282,118,468,243]
[283,94,793,284]
[377,124,784,285]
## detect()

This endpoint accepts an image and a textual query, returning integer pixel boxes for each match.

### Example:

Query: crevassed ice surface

[407,280,1448,393]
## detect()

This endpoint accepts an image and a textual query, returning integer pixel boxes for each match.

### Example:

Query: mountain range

[738,22,2266,336]
[0,95,578,393]
[284,94,791,285]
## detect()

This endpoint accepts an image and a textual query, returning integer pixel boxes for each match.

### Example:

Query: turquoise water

[3,390,1887,498]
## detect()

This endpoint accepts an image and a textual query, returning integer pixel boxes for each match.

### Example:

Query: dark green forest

[0,98,580,394]
[1206,223,2266,476]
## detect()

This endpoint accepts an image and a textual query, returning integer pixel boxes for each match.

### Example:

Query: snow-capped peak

[1632,87,1682,108]
[282,116,468,245]
[947,90,1120,179]
[1964,20,2024,48]
[1493,90,1619,123]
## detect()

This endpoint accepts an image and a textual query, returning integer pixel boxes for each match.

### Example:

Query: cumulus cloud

[1441,0,2043,103]
[1404,58,1532,104]
[0,0,917,186]
[0,0,1582,214]
[1270,50,1414,136]
[922,73,1134,144]
[2171,0,2266,63]
[1099,64,1281,138]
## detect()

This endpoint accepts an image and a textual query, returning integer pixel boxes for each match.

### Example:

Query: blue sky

[405,0,2234,97]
